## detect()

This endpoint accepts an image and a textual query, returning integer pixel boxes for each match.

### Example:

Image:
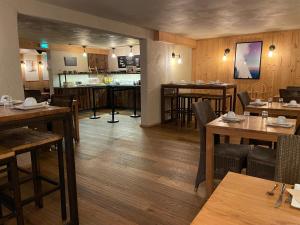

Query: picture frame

[233,41,263,79]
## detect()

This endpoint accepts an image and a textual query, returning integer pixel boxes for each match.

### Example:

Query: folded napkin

[287,188,300,203]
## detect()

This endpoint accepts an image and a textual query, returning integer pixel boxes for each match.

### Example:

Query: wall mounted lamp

[20,60,25,65]
[111,48,117,58]
[268,44,276,57]
[82,45,87,57]
[172,52,183,64]
[222,48,230,61]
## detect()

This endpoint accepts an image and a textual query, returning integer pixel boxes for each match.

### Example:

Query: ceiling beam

[19,39,109,55]
[154,31,197,49]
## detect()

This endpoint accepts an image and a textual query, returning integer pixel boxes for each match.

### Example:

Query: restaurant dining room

[1,0,300,225]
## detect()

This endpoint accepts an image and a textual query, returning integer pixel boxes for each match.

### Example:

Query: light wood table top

[245,102,300,118]
[191,172,300,225]
[205,116,297,196]
[0,106,70,124]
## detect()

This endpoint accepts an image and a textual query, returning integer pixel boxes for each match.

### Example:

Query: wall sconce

[82,45,87,57]
[128,46,134,57]
[38,61,44,68]
[222,48,230,61]
[172,52,183,64]
[111,48,116,58]
[268,44,275,57]
[20,60,25,65]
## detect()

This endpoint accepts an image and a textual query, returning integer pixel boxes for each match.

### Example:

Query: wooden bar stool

[0,149,24,225]
[0,128,66,222]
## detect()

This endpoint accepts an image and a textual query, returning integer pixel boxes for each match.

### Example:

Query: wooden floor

[7,110,205,225]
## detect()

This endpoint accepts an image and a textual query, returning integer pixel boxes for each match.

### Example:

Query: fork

[274,184,286,208]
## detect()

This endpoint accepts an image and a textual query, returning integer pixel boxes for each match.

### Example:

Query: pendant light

[82,46,87,57]
[111,48,117,58]
[128,46,134,57]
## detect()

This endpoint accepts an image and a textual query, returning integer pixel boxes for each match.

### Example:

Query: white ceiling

[18,14,140,49]
[35,0,300,39]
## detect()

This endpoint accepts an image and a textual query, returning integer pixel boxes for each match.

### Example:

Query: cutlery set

[267,183,293,208]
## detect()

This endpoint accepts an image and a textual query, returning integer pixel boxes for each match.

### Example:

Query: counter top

[54,84,141,89]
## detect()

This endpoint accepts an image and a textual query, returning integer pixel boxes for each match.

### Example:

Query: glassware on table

[268,97,273,105]
[243,111,250,116]
[262,110,268,119]
[279,98,284,104]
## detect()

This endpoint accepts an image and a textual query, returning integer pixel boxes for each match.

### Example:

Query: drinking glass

[262,111,268,118]
[243,111,250,116]
[268,97,273,104]
[279,98,284,104]
[3,96,13,109]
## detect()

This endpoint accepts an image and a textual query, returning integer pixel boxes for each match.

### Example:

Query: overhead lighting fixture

[111,48,116,58]
[82,45,87,57]
[222,48,230,61]
[268,44,275,58]
[128,46,134,57]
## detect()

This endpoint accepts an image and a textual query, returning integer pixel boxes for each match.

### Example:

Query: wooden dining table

[191,172,300,225]
[0,106,79,225]
[206,115,297,196]
[245,102,300,126]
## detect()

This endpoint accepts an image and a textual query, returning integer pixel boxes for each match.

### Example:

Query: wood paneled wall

[192,30,300,102]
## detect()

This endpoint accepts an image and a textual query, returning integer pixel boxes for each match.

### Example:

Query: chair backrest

[279,89,300,103]
[24,90,42,102]
[287,86,300,91]
[50,95,74,108]
[275,135,300,184]
[192,100,217,151]
[237,91,251,111]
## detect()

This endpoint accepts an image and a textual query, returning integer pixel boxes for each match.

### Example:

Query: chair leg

[31,150,43,208]
[57,142,67,221]
[0,203,3,225]
[9,158,24,225]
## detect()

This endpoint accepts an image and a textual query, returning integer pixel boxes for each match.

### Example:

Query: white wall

[50,50,89,87]
[0,1,24,99]
[108,45,140,72]
[140,40,192,126]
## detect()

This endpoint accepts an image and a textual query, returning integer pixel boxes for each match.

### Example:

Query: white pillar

[0,1,24,99]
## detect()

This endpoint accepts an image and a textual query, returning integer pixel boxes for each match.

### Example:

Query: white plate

[266,122,293,128]
[249,102,267,106]
[282,104,300,108]
[0,100,23,106]
[222,115,244,123]
[14,102,48,110]
[291,184,300,209]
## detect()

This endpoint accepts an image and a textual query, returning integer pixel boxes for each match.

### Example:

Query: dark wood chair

[237,91,251,112]
[192,100,251,191]
[24,90,42,103]
[0,128,66,222]
[279,89,300,103]
[0,150,23,225]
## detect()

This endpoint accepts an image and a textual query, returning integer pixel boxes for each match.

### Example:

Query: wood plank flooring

[6,110,205,225]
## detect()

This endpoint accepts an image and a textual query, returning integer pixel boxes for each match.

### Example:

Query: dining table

[205,115,297,196]
[0,106,79,225]
[191,172,300,225]
[245,102,300,126]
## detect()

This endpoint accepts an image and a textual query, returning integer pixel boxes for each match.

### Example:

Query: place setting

[282,100,300,108]
[221,111,245,123]
[249,98,267,106]
[0,95,23,107]
[266,116,294,128]
[14,97,49,110]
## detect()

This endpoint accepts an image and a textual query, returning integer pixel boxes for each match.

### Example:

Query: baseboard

[140,122,161,128]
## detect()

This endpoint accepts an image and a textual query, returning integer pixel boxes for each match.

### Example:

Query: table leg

[206,128,215,196]
[161,87,165,124]
[108,87,119,123]
[90,88,100,119]
[63,113,79,225]
[130,86,141,118]
[222,88,227,114]
[233,86,237,112]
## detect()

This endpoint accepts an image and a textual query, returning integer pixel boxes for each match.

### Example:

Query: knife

[274,183,286,208]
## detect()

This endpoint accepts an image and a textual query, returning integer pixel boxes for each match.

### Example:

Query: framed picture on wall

[234,41,263,79]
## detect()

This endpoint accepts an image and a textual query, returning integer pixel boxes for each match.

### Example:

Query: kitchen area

[20,42,141,120]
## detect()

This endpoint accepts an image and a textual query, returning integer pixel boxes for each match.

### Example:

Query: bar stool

[0,149,23,225]
[0,128,66,223]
